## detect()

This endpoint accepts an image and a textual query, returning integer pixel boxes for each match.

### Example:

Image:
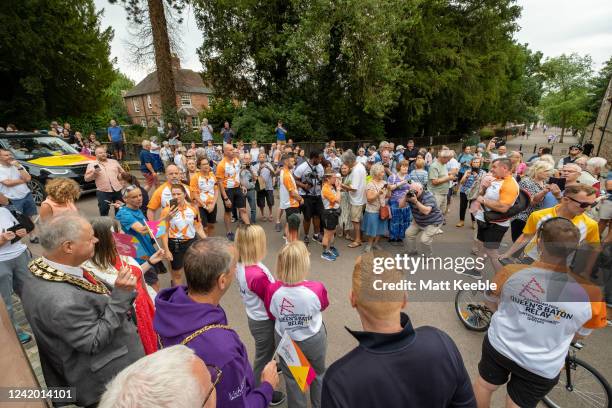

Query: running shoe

[312,234,323,244]
[330,247,339,257]
[274,223,282,232]
[226,232,235,242]
[462,268,483,280]
[321,251,336,261]
[303,235,310,244]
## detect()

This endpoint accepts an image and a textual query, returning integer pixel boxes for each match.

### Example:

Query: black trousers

[459,192,474,222]
[96,190,123,216]
[510,218,526,243]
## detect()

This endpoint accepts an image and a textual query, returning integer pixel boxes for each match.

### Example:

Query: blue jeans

[246,189,257,223]
[0,250,31,327]
[10,193,38,217]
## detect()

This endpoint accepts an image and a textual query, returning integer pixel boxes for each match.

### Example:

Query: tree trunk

[560,114,565,143]
[147,0,177,128]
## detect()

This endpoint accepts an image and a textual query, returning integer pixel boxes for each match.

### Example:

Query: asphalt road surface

[25,190,612,408]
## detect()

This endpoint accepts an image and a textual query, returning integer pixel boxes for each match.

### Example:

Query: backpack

[483,188,531,223]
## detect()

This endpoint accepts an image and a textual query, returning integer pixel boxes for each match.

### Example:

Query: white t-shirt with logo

[0,165,30,200]
[0,207,28,261]
[260,280,329,341]
[485,263,606,379]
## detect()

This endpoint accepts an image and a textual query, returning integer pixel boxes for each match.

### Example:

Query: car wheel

[28,178,46,205]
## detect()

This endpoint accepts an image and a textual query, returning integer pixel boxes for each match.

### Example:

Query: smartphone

[94,164,100,170]
[7,223,24,244]
[169,198,179,208]
[548,177,566,191]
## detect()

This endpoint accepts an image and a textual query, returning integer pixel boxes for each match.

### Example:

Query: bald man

[147,164,191,220]
[322,252,475,407]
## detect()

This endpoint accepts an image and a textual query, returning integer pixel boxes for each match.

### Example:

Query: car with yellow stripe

[0,131,96,204]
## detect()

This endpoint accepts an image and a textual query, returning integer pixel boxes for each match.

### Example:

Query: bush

[199,97,240,131]
[478,128,495,140]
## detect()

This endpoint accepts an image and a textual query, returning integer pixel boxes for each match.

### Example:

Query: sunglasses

[203,364,222,406]
[566,196,595,209]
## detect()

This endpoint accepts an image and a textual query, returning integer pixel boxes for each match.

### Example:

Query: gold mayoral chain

[29,258,110,295]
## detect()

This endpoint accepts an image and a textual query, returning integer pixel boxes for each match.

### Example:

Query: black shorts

[168,238,196,270]
[223,187,246,211]
[476,220,509,249]
[112,141,125,153]
[285,206,301,221]
[322,209,340,231]
[301,195,324,220]
[257,190,274,208]
[478,335,559,408]
[198,205,217,227]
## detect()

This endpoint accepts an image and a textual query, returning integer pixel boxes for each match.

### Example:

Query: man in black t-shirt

[404,139,419,171]
[322,252,476,408]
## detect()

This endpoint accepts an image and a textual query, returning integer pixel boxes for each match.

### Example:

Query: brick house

[123,56,213,130]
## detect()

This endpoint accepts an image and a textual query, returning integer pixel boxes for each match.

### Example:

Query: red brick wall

[125,92,211,125]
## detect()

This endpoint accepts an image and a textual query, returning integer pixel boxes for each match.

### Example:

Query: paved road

[20,189,612,408]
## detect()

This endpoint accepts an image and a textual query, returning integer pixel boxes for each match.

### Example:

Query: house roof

[178,106,199,117]
[124,69,213,97]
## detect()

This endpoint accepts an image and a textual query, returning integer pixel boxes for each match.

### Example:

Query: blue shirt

[409,191,444,226]
[116,207,156,264]
[108,126,123,142]
[139,150,155,174]
[457,153,473,171]
[275,127,286,141]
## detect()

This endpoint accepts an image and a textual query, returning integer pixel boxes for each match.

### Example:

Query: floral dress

[387,173,412,241]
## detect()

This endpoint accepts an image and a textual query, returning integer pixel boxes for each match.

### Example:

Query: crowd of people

[0,120,611,408]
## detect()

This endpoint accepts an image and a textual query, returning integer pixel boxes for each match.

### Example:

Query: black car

[0,132,96,204]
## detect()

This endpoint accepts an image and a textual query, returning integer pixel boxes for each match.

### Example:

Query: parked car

[0,132,96,204]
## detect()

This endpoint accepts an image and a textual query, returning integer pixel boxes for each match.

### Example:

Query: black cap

[570,144,583,151]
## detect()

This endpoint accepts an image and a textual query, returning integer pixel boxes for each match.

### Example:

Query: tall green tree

[539,53,593,142]
[100,71,135,124]
[586,56,612,125]
[0,0,115,129]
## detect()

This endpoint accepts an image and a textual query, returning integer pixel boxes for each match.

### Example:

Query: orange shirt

[160,204,201,240]
[190,172,218,206]
[322,183,340,209]
[148,182,191,211]
[215,157,241,189]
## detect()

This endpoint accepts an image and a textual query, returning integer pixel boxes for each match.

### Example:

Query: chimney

[171,53,181,70]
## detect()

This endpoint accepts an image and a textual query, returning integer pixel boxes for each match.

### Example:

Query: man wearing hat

[557,144,583,169]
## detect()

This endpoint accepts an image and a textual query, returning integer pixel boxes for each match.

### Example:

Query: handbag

[379,204,391,220]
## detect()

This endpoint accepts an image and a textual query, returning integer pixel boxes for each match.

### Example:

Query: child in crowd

[286,213,301,243]
[234,224,285,405]
[256,241,329,408]
[321,171,341,261]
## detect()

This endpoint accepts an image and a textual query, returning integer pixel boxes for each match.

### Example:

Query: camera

[494,138,506,148]
[304,170,320,186]
[406,189,417,198]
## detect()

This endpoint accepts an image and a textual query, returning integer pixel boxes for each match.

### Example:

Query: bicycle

[542,342,611,408]
[454,288,492,331]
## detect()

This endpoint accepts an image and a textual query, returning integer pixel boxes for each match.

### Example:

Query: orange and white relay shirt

[485,262,607,379]
[160,204,201,240]
[190,172,218,206]
[322,183,340,210]
[148,182,191,211]
[215,157,241,189]
[279,168,299,209]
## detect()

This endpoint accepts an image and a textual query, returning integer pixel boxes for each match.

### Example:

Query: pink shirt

[84,159,123,192]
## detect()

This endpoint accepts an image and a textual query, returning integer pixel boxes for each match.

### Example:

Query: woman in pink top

[39,178,79,222]
[253,241,329,408]
[235,224,285,405]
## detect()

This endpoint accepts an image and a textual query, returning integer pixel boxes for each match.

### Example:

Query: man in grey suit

[21,215,145,407]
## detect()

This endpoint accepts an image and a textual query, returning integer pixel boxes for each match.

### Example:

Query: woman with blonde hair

[39,178,80,222]
[234,224,285,405]
[255,241,328,408]
[510,160,560,241]
[362,163,390,252]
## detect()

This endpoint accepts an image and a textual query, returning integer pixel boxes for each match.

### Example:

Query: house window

[141,118,147,127]
[180,94,192,106]
[147,95,152,109]
[133,98,140,113]
[192,117,200,129]
[179,117,187,127]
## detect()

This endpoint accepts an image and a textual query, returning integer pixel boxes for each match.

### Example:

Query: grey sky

[97,0,612,82]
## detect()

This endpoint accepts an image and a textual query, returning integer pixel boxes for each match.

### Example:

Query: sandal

[348,241,362,248]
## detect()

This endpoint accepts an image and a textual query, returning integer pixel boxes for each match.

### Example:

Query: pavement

[506,126,580,160]
[15,162,612,408]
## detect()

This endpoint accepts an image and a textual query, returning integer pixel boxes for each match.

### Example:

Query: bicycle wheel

[454,289,492,332]
[543,358,611,408]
